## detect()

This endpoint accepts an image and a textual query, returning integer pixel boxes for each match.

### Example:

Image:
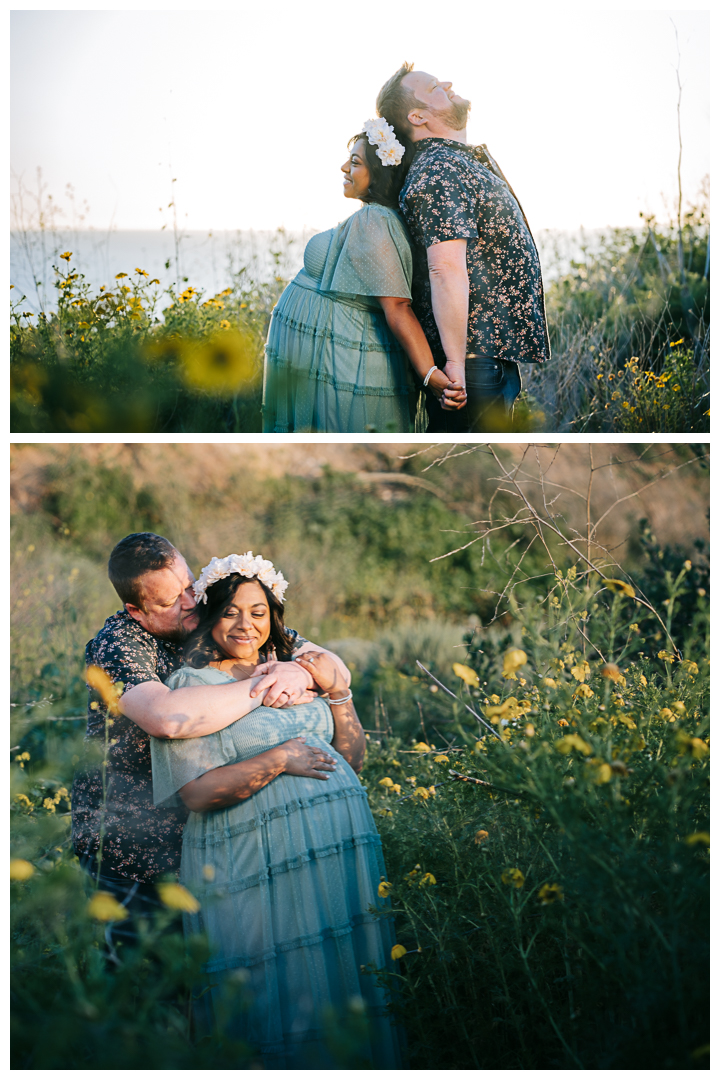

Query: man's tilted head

[377,63,471,143]
[108,532,199,641]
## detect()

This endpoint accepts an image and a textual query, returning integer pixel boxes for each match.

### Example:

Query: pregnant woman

[262,118,466,432]
[150,553,401,1069]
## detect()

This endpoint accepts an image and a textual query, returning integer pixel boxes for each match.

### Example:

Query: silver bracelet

[327,690,353,705]
[423,365,438,387]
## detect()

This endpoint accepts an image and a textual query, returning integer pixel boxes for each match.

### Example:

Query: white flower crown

[362,117,405,167]
[193,552,288,606]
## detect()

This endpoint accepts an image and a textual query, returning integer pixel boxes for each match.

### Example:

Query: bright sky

[10,5,710,234]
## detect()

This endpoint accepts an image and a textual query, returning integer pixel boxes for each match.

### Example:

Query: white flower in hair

[361,117,405,167]
[193,551,289,605]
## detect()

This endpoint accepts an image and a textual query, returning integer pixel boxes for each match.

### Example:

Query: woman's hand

[294,651,348,697]
[427,368,467,410]
[281,737,337,779]
[251,660,317,707]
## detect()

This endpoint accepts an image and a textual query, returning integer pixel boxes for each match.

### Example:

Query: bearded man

[72,532,343,934]
[376,63,550,432]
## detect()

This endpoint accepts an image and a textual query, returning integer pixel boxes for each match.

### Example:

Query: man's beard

[159,620,195,645]
[431,98,470,131]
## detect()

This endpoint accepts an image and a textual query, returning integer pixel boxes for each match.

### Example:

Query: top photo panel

[11,10,709,436]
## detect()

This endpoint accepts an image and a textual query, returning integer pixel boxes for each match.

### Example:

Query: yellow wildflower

[219,319,231,330]
[524,724,535,736]
[570,660,591,683]
[85,665,124,715]
[557,719,569,727]
[538,883,564,905]
[87,891,128,921]
[115,272,128,279]
[684,832,709,847]
[10,859,35,881]
[542,677,557,688]
[501,867,525,889]
[671,701,686,715]
[420,873,437,886]
[453,663,479,688]
[604,579,635,598]
[573,684,594,700]
[675,732,709,759]
[378,777,395,788]
[377,879,392,898]
[134,267,149,277]
[680,660,699,676]
[156,882,201,913]
[433,754,450,764]
[42,798,56,812]
[593,762,613,784]
[414,787,430,800]
[502,648,527,677]
[14,794,33,809]
[658,650,676,663]
[474,830,489,845]
[413,742,432,753]
[180,330,256,395]
[392,783,402,795]
[391,944,407,961]
[555,734,592,756]
[60,251,72,261]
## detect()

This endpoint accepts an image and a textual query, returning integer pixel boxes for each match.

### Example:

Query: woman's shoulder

[165,664,236,689]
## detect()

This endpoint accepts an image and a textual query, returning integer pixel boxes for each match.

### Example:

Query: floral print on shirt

[400,138,550,366]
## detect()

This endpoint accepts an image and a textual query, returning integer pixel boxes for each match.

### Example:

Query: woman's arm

[295,653,365,773]
[178,737,337,812]
[378,295,467,410]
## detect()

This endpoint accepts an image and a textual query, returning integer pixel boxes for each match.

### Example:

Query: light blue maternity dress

[262,203,417,433]
[151,665,401,1069]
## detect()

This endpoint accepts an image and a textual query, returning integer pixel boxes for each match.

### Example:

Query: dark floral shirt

[71,609,306,883]
[400,138,550,366]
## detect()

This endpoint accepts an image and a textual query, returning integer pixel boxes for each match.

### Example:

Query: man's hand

[440,378,467,410]
[294,651,347,696]
[282,737,337,779]
[250,660,317,707]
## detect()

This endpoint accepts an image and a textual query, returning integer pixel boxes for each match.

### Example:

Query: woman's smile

[211,579,272,663]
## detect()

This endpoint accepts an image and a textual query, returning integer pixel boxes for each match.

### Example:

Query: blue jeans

[425,358,521,433]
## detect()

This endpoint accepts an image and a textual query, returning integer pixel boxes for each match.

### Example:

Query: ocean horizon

[11,226,613,316]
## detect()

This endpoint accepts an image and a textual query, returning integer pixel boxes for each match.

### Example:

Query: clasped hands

[250,651,346,708]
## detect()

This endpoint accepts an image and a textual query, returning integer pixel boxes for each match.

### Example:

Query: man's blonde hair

[376,62,422,140]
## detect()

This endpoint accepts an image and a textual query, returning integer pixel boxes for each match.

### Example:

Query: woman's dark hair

[348,133,412,209]
[183,573,295,668]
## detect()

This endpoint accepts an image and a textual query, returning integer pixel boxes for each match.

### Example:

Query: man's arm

[427,239,469,390]
[178,737,337,812]
[121,665,315,740]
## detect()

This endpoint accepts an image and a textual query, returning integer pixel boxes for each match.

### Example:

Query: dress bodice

[303,228,333,281]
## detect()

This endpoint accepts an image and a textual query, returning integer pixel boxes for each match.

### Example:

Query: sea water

[11,227,604,316]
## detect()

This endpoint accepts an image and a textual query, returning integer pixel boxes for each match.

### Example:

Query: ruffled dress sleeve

[151,665,240,809]
[319,205,413,300]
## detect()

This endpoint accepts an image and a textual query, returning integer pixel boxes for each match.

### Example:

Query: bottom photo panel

[10,441,710,1071]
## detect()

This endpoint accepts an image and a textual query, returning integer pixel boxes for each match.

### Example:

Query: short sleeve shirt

[71,609,307,882]
[399,138,550,366]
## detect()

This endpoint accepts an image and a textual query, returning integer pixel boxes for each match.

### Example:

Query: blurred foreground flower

[555,733,592,756]
[453,663,479,687]
[157,882,201,913]
[501,867,525,889]
[377,879,392,898]
[538,883,564,905]
[10,858,35,881]
[87,891,128,921]
[600,663,623,683]
[684,832,710,847]
[180,331,256,394]
[85,665,123,715]
[604,579,635,598]
[391,944,407,961]
[502,649,527,677]
[474,830,489,845]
